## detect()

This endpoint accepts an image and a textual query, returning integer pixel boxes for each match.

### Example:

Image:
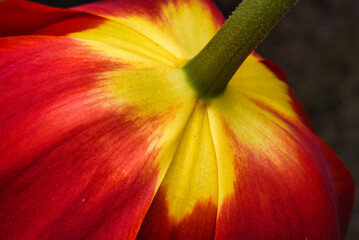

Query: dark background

[29,0,359,239]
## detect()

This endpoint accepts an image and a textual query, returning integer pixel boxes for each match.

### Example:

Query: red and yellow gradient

[0,0,354,240]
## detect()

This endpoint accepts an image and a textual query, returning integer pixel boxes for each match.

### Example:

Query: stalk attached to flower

[185,0,298,98]
[0,0,354,239]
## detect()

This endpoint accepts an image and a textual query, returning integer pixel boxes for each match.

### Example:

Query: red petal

[214,103,354,240]
[0,36,165,239]
[260,59,355,232]
[0,0,87,36]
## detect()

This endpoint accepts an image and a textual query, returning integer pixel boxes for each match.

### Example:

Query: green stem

[183,0,298,98]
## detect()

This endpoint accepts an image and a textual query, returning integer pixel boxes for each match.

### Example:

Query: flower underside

[0,0,354,239]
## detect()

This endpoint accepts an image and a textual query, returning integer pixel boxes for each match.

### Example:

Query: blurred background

[29,0,359,239]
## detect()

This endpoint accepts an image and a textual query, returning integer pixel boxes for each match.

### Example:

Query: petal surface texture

[0,0,354,240]
[0,35,196,240]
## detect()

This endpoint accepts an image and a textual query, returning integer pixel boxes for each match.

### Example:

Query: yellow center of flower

[62,0,297,222]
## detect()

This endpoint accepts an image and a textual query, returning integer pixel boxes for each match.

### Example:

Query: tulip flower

[0,0,354,239]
